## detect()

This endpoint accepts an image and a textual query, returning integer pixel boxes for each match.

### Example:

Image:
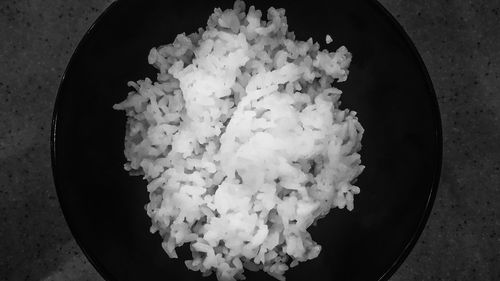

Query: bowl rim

[51,1,121,280]
[367,1,442,281]
[50,1,443,280]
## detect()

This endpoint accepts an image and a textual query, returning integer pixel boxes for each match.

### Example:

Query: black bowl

[51,0,442,280]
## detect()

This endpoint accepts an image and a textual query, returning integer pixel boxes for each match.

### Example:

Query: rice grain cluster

[114,1,364,280]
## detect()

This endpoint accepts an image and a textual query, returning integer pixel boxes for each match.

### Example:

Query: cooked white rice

[113,1,364,280]
[325,34,333,44]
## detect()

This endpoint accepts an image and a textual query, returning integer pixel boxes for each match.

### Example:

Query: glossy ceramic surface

[51,0,442,280]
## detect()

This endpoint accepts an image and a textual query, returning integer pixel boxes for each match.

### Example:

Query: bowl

[51,0,442,280]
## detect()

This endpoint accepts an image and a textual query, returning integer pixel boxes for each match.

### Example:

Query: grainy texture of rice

[114,1,364,280]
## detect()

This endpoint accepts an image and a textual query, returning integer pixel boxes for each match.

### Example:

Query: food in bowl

[114,1,364,280]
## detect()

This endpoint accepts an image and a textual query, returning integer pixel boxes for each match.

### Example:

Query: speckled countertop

[0,0,499,280]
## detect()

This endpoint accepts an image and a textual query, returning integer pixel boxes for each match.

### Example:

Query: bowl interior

[52,0,441,280]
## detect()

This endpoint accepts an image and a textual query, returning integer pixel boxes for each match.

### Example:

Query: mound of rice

[114,1,364,280]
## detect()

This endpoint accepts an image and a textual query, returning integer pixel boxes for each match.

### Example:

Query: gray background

[0,0,499,280]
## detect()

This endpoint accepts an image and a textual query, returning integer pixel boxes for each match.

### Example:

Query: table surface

[0,0,499,280]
